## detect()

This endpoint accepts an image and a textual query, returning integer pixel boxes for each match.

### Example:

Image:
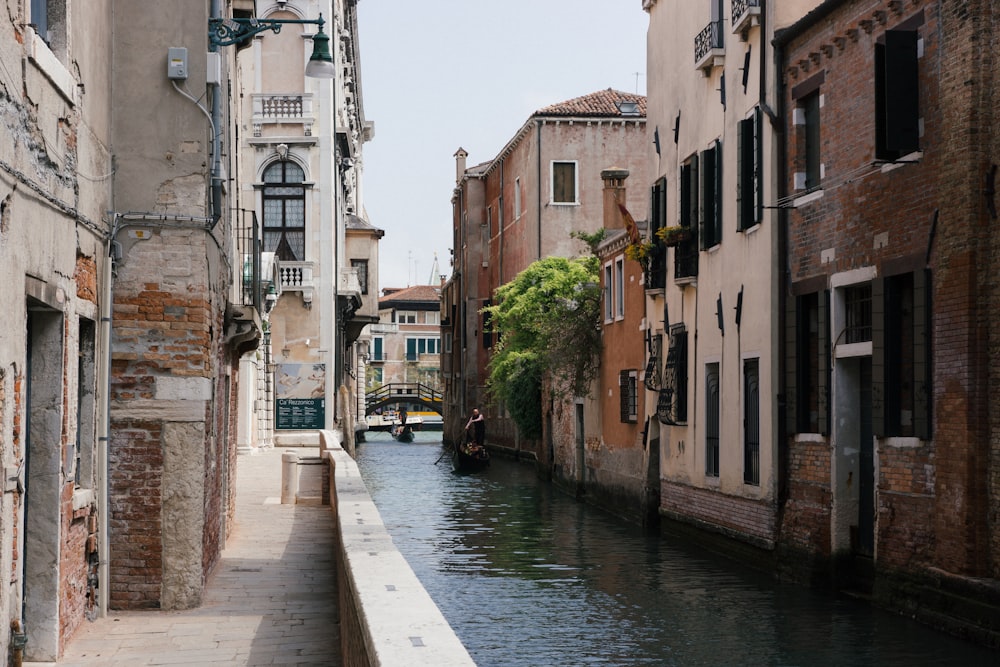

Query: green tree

[484,255,602,438]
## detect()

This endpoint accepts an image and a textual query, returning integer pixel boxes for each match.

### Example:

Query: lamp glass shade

[305,28,335,78]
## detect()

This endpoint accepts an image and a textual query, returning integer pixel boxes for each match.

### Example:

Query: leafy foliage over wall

[483,255,602,438]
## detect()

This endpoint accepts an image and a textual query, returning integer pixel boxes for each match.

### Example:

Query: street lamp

[208,14,335,79]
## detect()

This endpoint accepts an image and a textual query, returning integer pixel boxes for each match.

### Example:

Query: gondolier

[465,408,485,446]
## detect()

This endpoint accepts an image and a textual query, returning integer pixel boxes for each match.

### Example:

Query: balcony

[731,0,761,37]
[673,235,699,284]
[279,261,315,305]
[251,93,315,137]
[694,20,725,74]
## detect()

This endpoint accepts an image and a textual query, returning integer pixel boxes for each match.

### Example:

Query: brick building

[442,90,649,460]
[776,0,1000,642]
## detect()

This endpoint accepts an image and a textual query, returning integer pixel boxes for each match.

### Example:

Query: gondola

[452,441,490,472]
[391,423,414,443]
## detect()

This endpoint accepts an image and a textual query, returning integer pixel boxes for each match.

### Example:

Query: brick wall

[779,437,833,556]
[781,0,997,581]
[662,481,776,548]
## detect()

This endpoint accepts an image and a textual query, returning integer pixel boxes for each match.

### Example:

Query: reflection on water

[356,432,997,667]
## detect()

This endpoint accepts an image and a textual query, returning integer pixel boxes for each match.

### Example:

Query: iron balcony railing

[694,19,724,69]
[732,0,761,32]
[236,209,262,312]
[674,233,699,281]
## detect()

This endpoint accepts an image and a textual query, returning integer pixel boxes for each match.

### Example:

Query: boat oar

[434,446,452,465]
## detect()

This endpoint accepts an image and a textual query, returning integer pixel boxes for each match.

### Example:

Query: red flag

[617,202,640,244]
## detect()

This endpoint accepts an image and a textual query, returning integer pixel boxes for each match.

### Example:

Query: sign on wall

[275,363,325,429]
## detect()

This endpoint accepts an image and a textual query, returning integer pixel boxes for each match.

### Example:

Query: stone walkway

[50,447,340,666]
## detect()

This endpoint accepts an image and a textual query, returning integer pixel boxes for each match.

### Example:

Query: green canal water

[356,432,997,666]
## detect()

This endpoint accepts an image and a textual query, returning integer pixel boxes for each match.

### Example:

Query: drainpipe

[209,0,223,228]
[536,120,542,260]
[770,3,791,510]
[97,223,116,616]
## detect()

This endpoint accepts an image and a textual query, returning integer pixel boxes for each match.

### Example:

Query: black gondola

[391,423,414,443]
[453,441,490,472]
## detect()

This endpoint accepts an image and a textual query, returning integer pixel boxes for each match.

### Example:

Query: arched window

[263,161,305,261]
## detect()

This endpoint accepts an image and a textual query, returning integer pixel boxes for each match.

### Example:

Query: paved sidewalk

[52,447,340,667]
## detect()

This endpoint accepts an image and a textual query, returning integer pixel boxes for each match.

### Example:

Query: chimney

[601,167,630,230]
[454,147,469,184]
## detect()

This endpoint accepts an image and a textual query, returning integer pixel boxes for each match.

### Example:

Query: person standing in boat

[465,408,485,447]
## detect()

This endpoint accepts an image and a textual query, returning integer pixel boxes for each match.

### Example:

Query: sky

[355,1,649,292]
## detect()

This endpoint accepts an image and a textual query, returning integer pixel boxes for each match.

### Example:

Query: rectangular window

[706,362,720,477]
[603,262,613,322]
[371,336,383,361]
[406,338,417,361]
[874,270,930,439]
[443,331,453,354]
[700,141,722,248]
[396,310,417,324]
[743,358,760,485]
[737,108,762,230]
[844,284,872,344]
[514,177,522,218]
[793,291,829,434]
[408,337,440,360]
[875,30,920,160]
[614,257,625,319]
[551,161,577,204]
[351,259,369,295]
[619,369,638,423]
[659,324,688,424]
[803,91,821,190]
[424,311,440,325]
[369,367,383,386]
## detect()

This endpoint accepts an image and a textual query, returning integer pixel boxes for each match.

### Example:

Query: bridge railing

[365,383,443,413]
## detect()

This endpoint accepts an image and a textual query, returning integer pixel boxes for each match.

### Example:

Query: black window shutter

[700,148,715,249]
[714,140,722,244]
[871,278,885,437]
[738,118,753,230]
[914,268,931,439]
[885,30,919,154]
[689,157,699,236]
[754,108,763,225]
[785,293,799,434]
[619,370,630,423]
[818,290,830,435]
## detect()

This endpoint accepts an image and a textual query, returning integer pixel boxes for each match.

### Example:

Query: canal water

[356,432,997,666]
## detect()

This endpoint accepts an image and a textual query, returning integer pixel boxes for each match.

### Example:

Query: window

[405,337,440,361]
[614,257,625,319]
[658,324,688,424]
[743,358,760,485]
[603,263,613,322]
[263,161,306,261]
[700,140,722,248]
[844,284,872,344]
[368,367,383,387]
[875,30,920,160]
[351,259,369,295]
[801,91,821,190]
[396,311,417,324]
[705,362,720,477]
[873,270,930,439]
[737,108,762,230]
[443,331,453,354]
[370,336,383,361]
[30,0,67,55]
[788,290,829,434]
[424,311,440,325]
[514,177,522,218]
[551,161,577,204]
[619,370,638,423]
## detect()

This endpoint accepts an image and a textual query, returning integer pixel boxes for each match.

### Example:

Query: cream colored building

[643,0,820,545]
[232,0,377,444]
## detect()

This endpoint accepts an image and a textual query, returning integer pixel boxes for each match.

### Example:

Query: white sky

[356,1,649,292]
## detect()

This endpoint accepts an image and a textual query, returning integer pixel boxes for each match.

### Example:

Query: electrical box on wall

[167,47,188,80]
[206,52,222,85]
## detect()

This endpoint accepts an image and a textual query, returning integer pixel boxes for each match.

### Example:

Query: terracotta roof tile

[534,89,647,118]
[379,284,441,305]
